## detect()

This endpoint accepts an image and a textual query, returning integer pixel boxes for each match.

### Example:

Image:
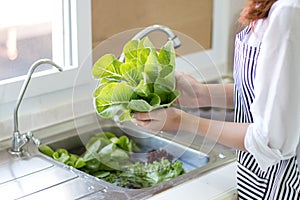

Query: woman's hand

[174,71,234,109]
[133,107,184,132]
[174,71,210,107]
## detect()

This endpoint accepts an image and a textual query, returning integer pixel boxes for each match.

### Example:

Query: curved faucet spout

[10,59,63,155]
[131,25,181,48]
[13,59,63,133]
[119,25,181,62]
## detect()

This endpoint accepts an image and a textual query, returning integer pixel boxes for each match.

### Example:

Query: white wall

[226,0,248,75]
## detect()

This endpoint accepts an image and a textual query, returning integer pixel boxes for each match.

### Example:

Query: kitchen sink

[0,113,235,200]
[45,124,210,174]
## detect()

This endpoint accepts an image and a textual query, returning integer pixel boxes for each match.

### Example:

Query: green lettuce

[116,158,184,188]
[92,37,179,121]
[39,132,185,189]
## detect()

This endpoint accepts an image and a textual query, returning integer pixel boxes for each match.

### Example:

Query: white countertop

[149,162,237,200]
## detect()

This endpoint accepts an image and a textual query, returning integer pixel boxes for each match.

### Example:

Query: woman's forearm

[182,111,248,151]
[203,84,235,109]
[133,107,247,151]
[174,72,234,109]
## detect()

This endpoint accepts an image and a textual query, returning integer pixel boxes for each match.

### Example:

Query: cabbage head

[92,37,179,121]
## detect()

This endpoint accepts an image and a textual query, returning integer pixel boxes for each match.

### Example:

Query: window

[0,0,55,80]
[0,0,92,104]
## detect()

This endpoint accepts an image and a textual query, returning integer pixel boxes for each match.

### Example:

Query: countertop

[149,162,237,200]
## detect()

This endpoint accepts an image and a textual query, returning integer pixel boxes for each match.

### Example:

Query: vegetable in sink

[92,37,180,121]
[39,132,184,189]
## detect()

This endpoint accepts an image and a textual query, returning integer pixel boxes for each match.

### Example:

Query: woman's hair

[239,0,278,26]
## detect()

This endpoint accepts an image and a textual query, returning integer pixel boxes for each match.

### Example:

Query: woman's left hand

[132,107,184,132]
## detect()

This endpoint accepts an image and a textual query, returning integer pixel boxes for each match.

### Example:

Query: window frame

[0,0,92,104]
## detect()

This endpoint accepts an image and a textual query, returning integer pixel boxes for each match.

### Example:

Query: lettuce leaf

[92,37,180,121]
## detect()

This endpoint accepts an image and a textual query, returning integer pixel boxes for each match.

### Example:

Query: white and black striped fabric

[233,27,300,199]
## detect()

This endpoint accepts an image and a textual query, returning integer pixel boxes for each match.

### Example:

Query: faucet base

[7,148,25,156]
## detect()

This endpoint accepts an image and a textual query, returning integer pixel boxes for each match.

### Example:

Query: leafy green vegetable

[38,144,54,157]
[39,131,185,189]
[92,37,180,121]
[80,132,137,171]
[116,158,184,188]
[39,145,87,169]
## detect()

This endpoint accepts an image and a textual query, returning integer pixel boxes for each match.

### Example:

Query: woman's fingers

[133,112,151,121]
[132,118,150,127]
[132,108,183,131]
[133,110,166,131]
[175,71,185,79]
[132,117,164,132]
[134,109,166,121]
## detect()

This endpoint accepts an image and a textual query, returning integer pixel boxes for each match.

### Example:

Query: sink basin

[0,113,235,200]
[45,125,210,174]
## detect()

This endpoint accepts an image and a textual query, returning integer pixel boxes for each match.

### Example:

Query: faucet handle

[26,131,41,146]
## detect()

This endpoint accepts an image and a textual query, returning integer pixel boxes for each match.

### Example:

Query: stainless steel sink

[0,113,236,200]
[46,125,210,174]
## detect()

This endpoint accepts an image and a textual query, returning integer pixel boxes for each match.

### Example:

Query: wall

[225,0,247,75]
[91,0,213,58]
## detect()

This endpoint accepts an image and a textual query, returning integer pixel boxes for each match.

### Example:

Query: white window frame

[0,0,92,104]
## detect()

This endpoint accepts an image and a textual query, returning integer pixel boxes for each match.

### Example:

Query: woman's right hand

[173,71,210,108]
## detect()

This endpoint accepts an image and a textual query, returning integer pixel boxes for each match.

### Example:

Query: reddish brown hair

[239,0,278,26]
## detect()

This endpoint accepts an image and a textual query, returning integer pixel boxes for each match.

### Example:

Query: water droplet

[218,153,226,159]
[101,188,108,193]
[62,165,70,170]
[79,174,90,183]
[88,185,94,191]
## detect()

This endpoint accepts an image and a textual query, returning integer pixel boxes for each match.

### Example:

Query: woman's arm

[174,72,235,109]
[133,108,248,151]
[181,110,247,150]
[204,84,235,109]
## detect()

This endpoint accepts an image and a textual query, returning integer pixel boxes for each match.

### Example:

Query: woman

[133,0,300,199]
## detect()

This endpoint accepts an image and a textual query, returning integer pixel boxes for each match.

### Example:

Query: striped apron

[234,27,300,199]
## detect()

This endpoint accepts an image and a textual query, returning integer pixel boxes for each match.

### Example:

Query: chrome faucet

[8,59,63,156]
[119,24,181,62]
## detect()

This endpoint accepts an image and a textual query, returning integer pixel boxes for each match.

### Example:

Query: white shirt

[244,0,300,170]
